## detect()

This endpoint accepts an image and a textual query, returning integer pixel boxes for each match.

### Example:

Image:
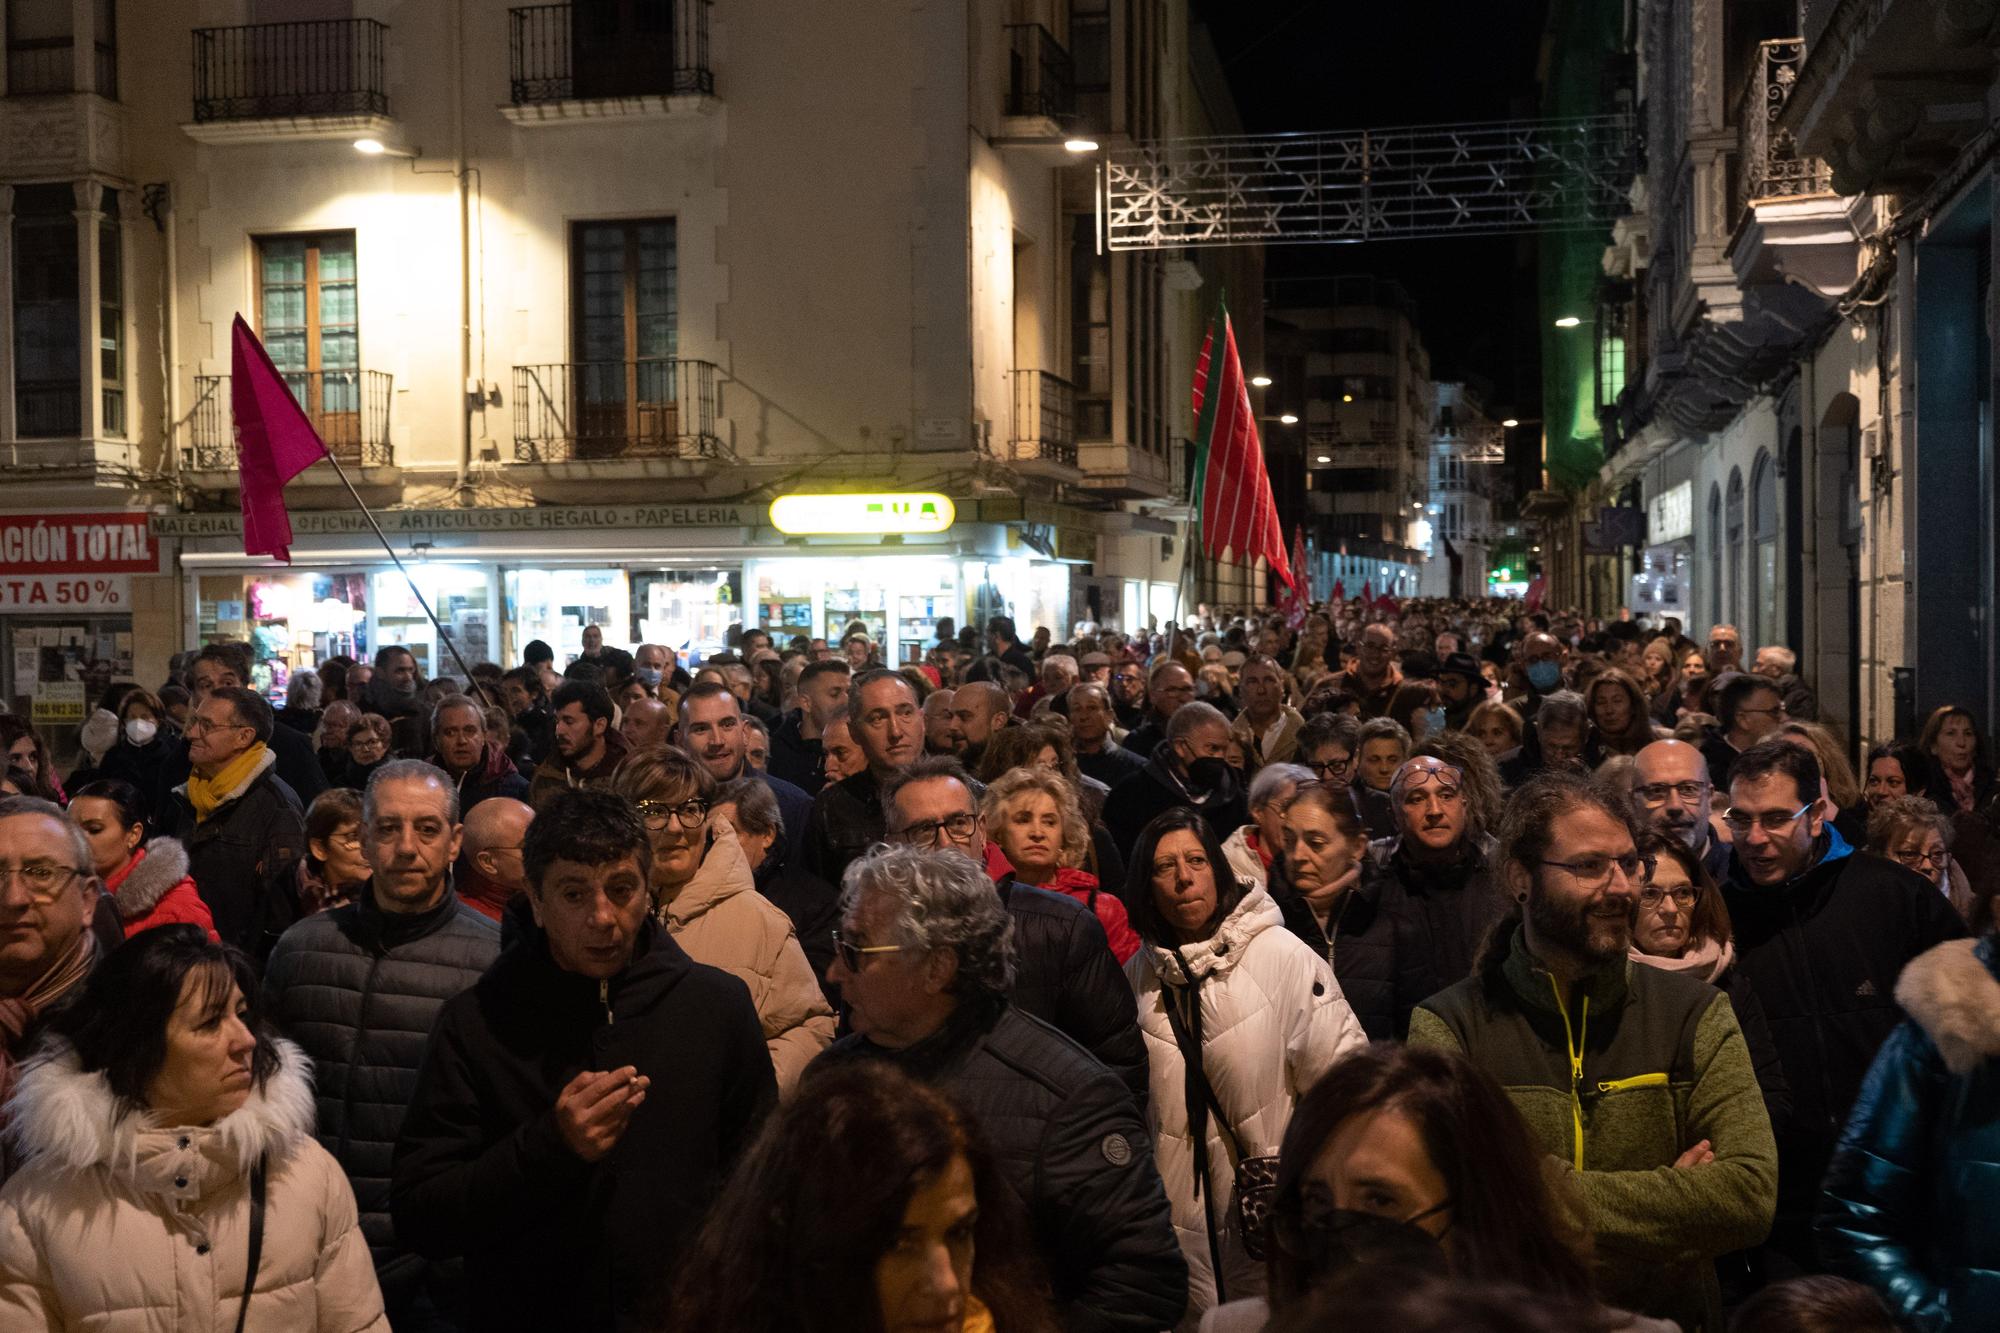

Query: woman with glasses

[1124,807,1368,1320]
[1199,1044,1605,1333]
[613,750,834,1092]
[68,779,218,942]
[342,714,392,791]
[297,788,368,916]
[1864,795,1978,924]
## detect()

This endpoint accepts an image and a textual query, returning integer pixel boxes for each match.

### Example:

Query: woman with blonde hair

[1465,700,1523,763]
[981,766,1139,962]
[612,749,834,1091]
[975,721,1126,889]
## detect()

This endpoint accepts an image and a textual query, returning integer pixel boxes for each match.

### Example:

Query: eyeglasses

[1637,883,1700,909]
[831,929,906,971]
[1635,781,1709,807]
[1307,756,1351,779]
[1721,802,1814,835]
[635,798,710,832]
[1736,705,1788,720]
[1539,852,1653,890]
[1892,847,1948,871]
[184,715,249,735]
[0,863,84,902]
[893,812,979,848]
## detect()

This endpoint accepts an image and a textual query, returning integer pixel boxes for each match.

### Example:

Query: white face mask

[124,718,159,745]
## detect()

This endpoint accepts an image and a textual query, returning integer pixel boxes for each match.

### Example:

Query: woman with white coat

[0,924,386,1331]
[1124,807,1368,1327]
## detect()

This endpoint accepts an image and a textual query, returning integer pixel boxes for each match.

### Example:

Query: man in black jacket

[429,695,531,814]
[767,659,851,793]
[1719,739,1967,1272]
[1119,661,1195,758]
[814,844,1186,1332]
[265,759,499,1329]
[393,788,775,1333]
[986,614,1039,679]
[1070,682,1145,788]
[802,669,923,884]
[155,644,326,816]
[1102,702,1250,863]
[882,756,1149,1109]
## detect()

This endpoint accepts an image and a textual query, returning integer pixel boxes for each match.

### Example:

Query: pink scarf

[1630,933,1734,985]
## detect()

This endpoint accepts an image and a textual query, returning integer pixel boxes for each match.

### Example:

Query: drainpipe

[162,191,180,486]
[453,0,472,499]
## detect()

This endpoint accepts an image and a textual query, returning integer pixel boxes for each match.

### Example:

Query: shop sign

[149,504,757,539]
[30,680,85,726]
[1647,482,1693,544]
[768,492,955,536]
[0,575,130,612]
[0,512,156,574]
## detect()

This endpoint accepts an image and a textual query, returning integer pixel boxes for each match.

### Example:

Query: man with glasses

[1504,631,1569,721]
[1119,661,1196,757]
[168,684,307,958]
[1297,713,1395,839]
[1343,753,1508,1040]
[882,755,1149,1108]
[456,795,534,923]
[395,786,774,1333]
[152,642,326,818]
[1325,622,1403,719]
[1717,739,1966,1271]
[1068,682,1144,788]
[265,760,500,1327]
[0,796,102,1179]
[1632,739,1731,884]
[803,669,925,885]
[811,843,1185,1332]
[1411,772,1778,1331]
[1109,659,1150,729]
[1706,623,1744,675]
[1701,673,1790,790]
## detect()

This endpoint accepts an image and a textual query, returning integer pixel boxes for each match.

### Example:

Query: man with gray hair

[265,759,499,1327]
[1101,699,1251,861]
[813,844,1186,1332]
[1750,643,1819,721]
[1223,761,1314,888]
[429,693,531,813]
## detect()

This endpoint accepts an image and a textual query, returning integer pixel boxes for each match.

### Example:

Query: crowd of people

[0,601,1990,1331]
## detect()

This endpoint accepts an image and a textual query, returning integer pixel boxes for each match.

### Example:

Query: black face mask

[1272,1198,1452,1280]
[1185,756,1232,792]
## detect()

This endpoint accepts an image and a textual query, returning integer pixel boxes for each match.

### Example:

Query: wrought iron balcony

[510,2,713,104]
[1004,23,1075,125]
[512,359,719,462]
[190,20,386,122]
[1007,370,1078,469]
[1736,39,1832,208]
[184,370,394,470]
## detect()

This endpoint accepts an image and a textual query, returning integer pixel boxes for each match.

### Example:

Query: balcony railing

[1736,38,1832,208]
[185,370,394,469]
[1008,370,1077,467]
[513,359,719,462]
[510,2,713,104]
[191,19,388,122]
[1004,23,1075,124]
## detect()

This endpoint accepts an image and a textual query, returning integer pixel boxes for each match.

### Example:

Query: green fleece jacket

[1409,926,1776,1333]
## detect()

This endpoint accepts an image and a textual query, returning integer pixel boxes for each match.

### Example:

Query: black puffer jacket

[1268,856,1397,1042]
[167,749,307,960]
[766,710,825,794]
[263,891,499,1304]
[802,768,886,885]
[815,998,1188,1333]
[392,907,775,1333]
[1343,836,1509,1040]
[1100,745,1250,867]
[752,832,841,1006]
[996,878,1150,1114]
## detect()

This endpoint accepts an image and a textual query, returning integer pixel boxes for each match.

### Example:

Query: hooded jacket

[656,821,836,1092]
[169,747,307,960]
[1101,744,1251,867]
[0,1037,388,1332]
[1409,926,1778,1332]
[391,908,775,1333]
[1818,936,2000,1331]
[526,727,630,812]
[437,742,531,813]
[1332,834,1508,1040]
[105,839,219,941]
[1126,883,1369,1317]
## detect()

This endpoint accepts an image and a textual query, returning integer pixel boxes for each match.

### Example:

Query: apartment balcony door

[572,219,677,456]
[257,232,360,451]
[570,0,675,99]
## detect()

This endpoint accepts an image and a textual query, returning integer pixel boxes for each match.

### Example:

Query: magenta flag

[230,315,328,562]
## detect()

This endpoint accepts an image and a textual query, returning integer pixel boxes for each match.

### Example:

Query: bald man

[1632,739,1731,885]
[455,797,533,923]
[619,695,674,753]
[923,688,957,756]
[944,681,1011,768]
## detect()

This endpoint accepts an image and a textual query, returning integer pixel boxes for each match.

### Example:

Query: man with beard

[1324,622,1403,719]
[767,660,850,794]
[1410,773,1777,1333]
[1109,659,1149,730]
[677,682,813,868]
[1333,756,1507,1040]
[526,680,629,810]
[1631,739,1730,883]
[1101,701,1249,863]
[1700,673,1789,791]
[1069,682,1144,788]
[500,665,555,767]
[362,645,426,722]
[921,688,956,755]
[1436,652,1488,731]
[943,680,1010,768]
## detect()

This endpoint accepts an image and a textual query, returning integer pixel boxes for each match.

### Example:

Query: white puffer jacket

[1126,882,1367,1324]
[0,1037,387,1331]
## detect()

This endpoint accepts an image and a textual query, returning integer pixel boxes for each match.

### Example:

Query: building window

[98,188,121,435]
[91,0,113,96]
[257,230,360,433]
[1069,212,1110,438]
[1750,452,1778,648]
[6,0,70,94]
[571,218,677,441]
[1707,483,1723,626]
[1070,0,1109,130]
[1597,330,1627,413]
[1726,468,1745,628]
[12,185,80,437]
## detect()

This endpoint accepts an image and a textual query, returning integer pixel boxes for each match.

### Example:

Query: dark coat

[815,999,1187,1333]
[1819,936,2000,1331]
[802,768,886,886]
[751,833,841,1006]
[765,710,825,794]
[752,767,814,872]
[437,742,532,813]
[392,909,776,1333]
[155,722,326,820]
[263,891,499,1307]
[167,750,307,960]
[1075,739,1146,790]
[95,735,174,824]
[996,877,1150,1114]
[1721,831,1969,1265]
[1100,745,1250,869]
[1119,716,1170,759]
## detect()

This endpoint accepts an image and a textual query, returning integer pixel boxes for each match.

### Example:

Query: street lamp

[1279,413,1298,425]
[1553,316,1583,328]
[1063,137,1100,153]
[1250,374,1272,387]
[1501,418,1520,428]
[354,138,418,158]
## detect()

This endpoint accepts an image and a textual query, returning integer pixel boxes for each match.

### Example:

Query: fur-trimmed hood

[105,838,193,919]
[1896,936,2000,1076]
[5,1034,316,1188]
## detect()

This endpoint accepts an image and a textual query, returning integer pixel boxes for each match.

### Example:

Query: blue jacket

[1818,935,2000,1330]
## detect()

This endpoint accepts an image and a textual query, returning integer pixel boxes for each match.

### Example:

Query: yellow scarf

[186,742,269,824]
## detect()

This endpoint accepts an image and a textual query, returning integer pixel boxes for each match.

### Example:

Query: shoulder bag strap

[1157,963,1249,1165]
[235,1155,267,1333]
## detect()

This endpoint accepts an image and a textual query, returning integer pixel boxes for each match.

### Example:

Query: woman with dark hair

[1586,668,1662,759]
[296,787,368,916]
[0,926,387,1328]
[0,715,62,804]
[69,778,218,941]
[1862,742,1932,811]
[1643,637,1681,726]
[1124,807,1367,1319]
[94,686,174,820]
[1385,681,1444,746]
[1201,1043,1602,1332]
[1920,704,1996,815]
[671,1061,1057,1332]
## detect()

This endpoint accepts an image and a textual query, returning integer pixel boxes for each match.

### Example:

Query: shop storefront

[1634,481,1694,619]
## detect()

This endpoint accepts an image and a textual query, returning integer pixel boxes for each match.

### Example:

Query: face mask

[635,666,663,687]
[1186,757,1232,792]
[1421,706,1447,736]
[1526,660,1562,692]
[124,718,159,745]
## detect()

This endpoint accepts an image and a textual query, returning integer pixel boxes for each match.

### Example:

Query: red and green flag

[1190,300,1294,591]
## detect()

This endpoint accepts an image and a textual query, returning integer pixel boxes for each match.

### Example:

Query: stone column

[73,179,104,445]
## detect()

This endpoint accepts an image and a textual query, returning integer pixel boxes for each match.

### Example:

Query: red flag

[1279,529,1311,627]
[1361,580,1374,608]
[1524,573,1547,613]
[1331,578,1346,603]
[231,315,329,562]
[1192,309,1293,590]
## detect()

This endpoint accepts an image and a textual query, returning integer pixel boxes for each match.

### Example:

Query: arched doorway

[1726,468,1745,629]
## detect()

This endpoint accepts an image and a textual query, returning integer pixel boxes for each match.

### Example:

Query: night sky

[1190,0,1553,420]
